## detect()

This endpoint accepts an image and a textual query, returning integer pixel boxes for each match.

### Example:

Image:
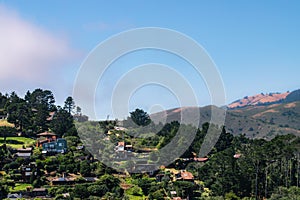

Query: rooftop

[180,171,194,180]
[46,111,56,121]
[234,154,242,159]
[32,188,47,192]
[16,147,33,152]
[37,132,57,137]
[16,152,32,157]
[194,157,209,162]
[118,142,125,146]
[173,198,182,200]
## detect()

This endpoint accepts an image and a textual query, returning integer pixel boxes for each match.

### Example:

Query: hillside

[228,92,290,108]
[226,102,300,139]
[285,89,300,103]
[151,101,300,140]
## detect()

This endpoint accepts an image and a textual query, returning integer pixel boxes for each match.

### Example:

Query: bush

[149,189,164,200]
[3,161,19,171]
[225,192,240,200]
[80,160,91,176]
[269,186,300,200]
[87,184,108,197]
[126,185,143,196]
[72,184,89,199]
[137,177,155,196]
[88,196,102,200]
[0,182,9,199]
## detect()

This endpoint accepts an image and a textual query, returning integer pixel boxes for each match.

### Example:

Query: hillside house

[48,174,76,186]
[21,162,36,182]
[36,132,57,147]
[177,170,194,182]
[7,188,48,199]
[165,169,195,182]
[115,141,133,152]
[73,114,89,122]
[115,142,125,152]
[125,144,133,152]
[31,188,48,198]
[15,147,33,158]
[42,138,67,154]
[7,193,22,199]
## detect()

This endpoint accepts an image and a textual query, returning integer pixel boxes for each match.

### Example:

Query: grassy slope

[0,137,36,149]
[9,183,33,192]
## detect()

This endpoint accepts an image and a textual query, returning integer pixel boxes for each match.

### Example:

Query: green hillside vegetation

[1,89,300,199]
[0,137,36,149]
[9,183,32,192]
[74,116,300,199]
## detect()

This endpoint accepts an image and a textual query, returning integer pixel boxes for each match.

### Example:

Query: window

[25,172,32,176]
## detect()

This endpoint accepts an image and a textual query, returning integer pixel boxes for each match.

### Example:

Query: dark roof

[7,193,22,198]
[51,177,75,182]
[83,177,99,182]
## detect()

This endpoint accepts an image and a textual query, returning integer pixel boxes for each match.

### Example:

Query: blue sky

[1,1,300,119]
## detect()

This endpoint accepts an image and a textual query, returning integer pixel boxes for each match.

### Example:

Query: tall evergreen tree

[50,106,75,137]
[5,93,31,132]
[64,96,75,114]
[130,108,151,126]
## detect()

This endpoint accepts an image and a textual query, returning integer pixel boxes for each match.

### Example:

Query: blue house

[42,138,67,154]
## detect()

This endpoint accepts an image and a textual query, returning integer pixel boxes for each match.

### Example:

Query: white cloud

[0,4,78,82]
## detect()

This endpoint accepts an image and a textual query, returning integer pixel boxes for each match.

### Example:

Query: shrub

[225,192,240,200]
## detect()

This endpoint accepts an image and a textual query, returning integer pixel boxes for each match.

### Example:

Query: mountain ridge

[228,92,290,109]
[150,88,300,140]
